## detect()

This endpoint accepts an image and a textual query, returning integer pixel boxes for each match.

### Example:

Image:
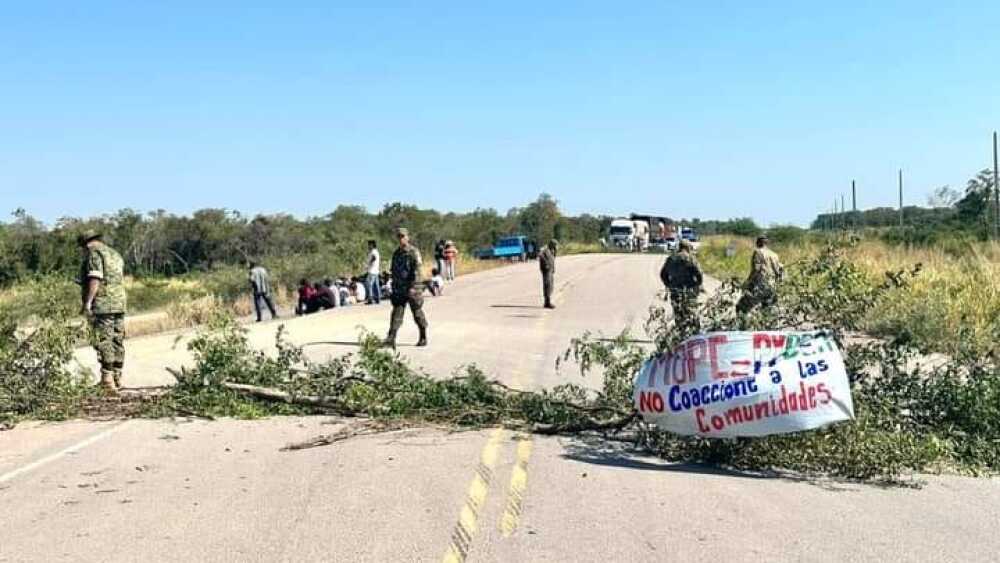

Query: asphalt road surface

[2,254,998,562]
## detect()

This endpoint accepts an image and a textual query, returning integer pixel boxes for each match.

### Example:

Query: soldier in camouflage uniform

[539,239,558,309]
[737,234,785,314]
[384,227,428,348]
[660,240,703,333]
[77,230,127,392]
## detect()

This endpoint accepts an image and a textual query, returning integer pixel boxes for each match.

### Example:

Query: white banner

[633,331,855,438]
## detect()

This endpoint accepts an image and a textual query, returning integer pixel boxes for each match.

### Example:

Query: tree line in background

[0,191,802,289]
[812,169,998,245]
[0,195,606,286]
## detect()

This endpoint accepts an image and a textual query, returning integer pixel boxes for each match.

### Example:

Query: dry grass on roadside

[697,234,1000,358]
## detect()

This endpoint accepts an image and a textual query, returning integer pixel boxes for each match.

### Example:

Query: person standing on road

[384,227,429,348]
[434,239,447,280]
[737,234,785,315]
[77,230,127,393]
[366,240,381,304]
[660,240,704,334]
[539,239,558,309]
[249,262,279,322]
[443,240,457,281]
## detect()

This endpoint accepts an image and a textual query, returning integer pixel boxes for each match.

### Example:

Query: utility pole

[851,180,860,228]
[841,194,846,229]
[994,131,999,240]
[898,169,904,227]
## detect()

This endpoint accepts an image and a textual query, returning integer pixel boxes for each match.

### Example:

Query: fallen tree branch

[282,419,406,451]
[450,376,628,416]
[221,382,360,417]
[532,412,639,436]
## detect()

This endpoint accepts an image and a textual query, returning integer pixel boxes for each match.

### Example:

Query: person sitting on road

[307,281,337,313]
[336,279,351,306]
[297,278,317,315]
[382,273,392,297]
[429,268,445,296]
[353,277,367,303]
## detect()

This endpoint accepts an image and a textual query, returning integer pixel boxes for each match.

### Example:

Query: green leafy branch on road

[628,241,1000,481]
[0,298,98,427]
[150,313,635,435]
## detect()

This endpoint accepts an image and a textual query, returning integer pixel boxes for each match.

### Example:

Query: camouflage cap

[76,229,102,246]
[756,234,769,244]
[548,239,559,248]
[678,240,693,251]
[396,227,409,237]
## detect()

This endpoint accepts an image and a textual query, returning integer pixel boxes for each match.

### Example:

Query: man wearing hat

[660,240,703,333]
[76,230,127,392]
[539,239,558,309]
[737,234,785,314]
[384,227,428,348]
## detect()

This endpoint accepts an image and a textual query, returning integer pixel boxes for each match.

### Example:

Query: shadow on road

[557,436,869,491]
[559,437,770,480]
[490,304,543,309]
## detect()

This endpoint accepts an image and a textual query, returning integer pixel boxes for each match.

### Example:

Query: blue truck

[474,235,538,260]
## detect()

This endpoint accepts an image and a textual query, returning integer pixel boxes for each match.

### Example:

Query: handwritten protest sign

[633,331,854,438]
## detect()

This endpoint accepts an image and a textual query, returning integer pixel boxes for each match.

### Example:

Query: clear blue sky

[2,1,998,226]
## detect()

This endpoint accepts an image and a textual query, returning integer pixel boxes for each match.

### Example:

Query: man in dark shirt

[384,227,429,348]
[539,239,558,309]
[660,240,704,334]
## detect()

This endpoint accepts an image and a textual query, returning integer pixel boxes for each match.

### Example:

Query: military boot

[544,300,555,309]
[382,331,397,349]
[100,372,118,394]
[113,370,123,389]
[416,328,428,347]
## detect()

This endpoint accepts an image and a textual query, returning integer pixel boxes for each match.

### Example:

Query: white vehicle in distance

[680,226,700,251]
[609,218,650,251]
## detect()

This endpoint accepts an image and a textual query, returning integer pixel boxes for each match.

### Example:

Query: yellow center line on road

[442,427,506,563]
[492,255,622,539]
[499,438,533,537]
[442,255,623,561]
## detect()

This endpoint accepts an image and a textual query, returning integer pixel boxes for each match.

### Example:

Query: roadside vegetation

[698,234,1000,361]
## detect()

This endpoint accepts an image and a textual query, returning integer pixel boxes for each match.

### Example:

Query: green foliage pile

[151,314,631,432]
[143,240,999,482]
[636,241,998,481]
[0,299,95,426]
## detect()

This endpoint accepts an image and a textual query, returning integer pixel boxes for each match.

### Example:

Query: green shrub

[0,298,94,424]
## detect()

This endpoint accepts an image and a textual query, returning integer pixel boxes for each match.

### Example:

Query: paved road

[2,254,998,562]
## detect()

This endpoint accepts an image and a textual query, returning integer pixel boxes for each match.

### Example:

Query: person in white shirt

[366,240,381,304]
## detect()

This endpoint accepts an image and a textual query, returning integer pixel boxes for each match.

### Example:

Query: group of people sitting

[296,275,386,315]
[297,268,449,315]
[293,238,458,316]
